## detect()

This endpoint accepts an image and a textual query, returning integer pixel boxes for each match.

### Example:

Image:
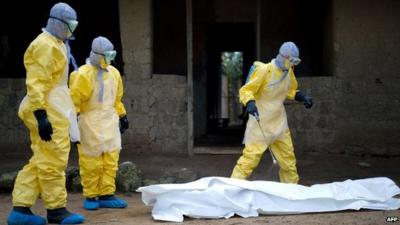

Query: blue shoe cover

[83,198,99,210]
[98,196,128,208]
[60,214,85,224]
[7,210,47,225]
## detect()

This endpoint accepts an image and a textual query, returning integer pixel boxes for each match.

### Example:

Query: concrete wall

[119,0,188,153]
[286,77,337,154]
[330,0,400,155]
[0,79,29,156]
[287,0,400,156]
[1,0,399,156]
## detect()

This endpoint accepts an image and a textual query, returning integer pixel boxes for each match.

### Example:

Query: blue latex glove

[246,100,259,118]
[295,91,313,109]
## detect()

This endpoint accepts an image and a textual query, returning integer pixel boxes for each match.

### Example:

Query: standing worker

[69,36,129,211]
[231,42,313,183]
[8,2,85,225]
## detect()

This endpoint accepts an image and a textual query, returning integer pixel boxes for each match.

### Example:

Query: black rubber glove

[246,100,259,118]
[33,109,53,141]
[119,115,129,134]
[72,141,80,148]
[295,91,313,109]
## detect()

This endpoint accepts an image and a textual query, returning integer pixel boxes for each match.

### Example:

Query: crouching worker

[69,36,129,210]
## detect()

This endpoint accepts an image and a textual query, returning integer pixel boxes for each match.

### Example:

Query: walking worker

[231,42,313,183]
[8,2,84,225]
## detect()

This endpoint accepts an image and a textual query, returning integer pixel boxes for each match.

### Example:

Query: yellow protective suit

[13,31,79,209]
[70,63,126,198]
[231,60,299,183]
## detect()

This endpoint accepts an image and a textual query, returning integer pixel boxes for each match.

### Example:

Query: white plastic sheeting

[137,177,400,222]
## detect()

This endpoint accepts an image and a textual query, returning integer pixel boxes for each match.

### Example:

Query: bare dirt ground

[0,151,399,224]
[0,193,399,225]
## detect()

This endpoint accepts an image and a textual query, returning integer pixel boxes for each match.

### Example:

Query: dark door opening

[194,23,255,147]
[0,0,123,78]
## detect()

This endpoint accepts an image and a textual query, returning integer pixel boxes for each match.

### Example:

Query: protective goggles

[280,54,301,66]
[93,50,117,64]
[50,16,79,33]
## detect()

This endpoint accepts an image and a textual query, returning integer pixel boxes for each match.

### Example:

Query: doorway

[194,23,255,149]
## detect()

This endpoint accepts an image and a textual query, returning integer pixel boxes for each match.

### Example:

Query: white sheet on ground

[137,177,400,222]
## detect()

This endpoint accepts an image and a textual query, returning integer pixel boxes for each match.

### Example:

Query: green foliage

[221,52,243,80]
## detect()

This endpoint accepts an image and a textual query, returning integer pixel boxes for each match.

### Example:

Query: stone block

[292,130,307,148]
[175,115,187,127]
[176,168,198,183]
[148,127,157,141]
[346,145,368,156]
[172,87,187,98]
[158,176,176,184]
[0,79,9,89]
[168,128,178,139]
[116,161,143,193]
[155,126,168,138]
[134,49,151,64]
[158,168,198,184]
[142,179,159,186]
[306,130,335,147]
[318,101,335,115]
[163,114,174,126]
[11,79,24,92]
[132,114,151,129]
[8,93,18,108]
[158,169,176,182]
[178,100,187,113]
[70,176,82,192]
[299,115,315,130]
[0,171,18,193]
[316,116,329,129]
[386,147,400,156]
[166,101,178,115]
[66,167,82,192]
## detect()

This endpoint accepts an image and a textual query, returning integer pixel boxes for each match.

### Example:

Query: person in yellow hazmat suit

[69,36,129,211]
[231,42,313,183]
[7,2,85,225]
